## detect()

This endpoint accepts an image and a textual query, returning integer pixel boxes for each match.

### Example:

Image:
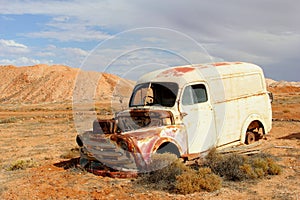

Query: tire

[245,131,256,144]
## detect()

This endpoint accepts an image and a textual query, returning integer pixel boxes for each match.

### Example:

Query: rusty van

[76,62,272,173]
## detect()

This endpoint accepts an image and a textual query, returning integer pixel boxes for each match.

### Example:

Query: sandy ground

[0,91,299,200]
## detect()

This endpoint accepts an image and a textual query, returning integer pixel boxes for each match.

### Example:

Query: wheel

[245,131,256,144]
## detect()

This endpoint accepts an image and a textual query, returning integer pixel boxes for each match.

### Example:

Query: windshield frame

[129,82,179,107]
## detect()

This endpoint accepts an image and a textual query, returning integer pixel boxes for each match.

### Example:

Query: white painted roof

[137,62,264,88]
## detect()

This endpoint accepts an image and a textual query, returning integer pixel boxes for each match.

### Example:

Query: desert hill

[0,64,134,104]
[266,78,300,93]
[0,65,299,105]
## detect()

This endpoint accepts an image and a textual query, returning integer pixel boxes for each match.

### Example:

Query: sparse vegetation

[60,147,80,159]
[175,167,222,194]
[136,153,222,194]
[136,153,189,192]
[0,117,17,124]
[7,159,37,171]
[136,150,282,195]
[204,149,282,181]
[204,149,248,181]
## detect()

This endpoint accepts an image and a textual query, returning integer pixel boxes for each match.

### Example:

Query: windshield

[129,82,178,107]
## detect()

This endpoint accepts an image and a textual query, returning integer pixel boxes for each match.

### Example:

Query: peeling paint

[157,67,195,77]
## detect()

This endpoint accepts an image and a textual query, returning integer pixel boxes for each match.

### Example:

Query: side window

[182,84,208,105]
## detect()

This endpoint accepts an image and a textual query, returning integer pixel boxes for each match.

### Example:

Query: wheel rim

[246,132,255,144]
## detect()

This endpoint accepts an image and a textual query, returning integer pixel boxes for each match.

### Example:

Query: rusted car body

[76,62,272,172]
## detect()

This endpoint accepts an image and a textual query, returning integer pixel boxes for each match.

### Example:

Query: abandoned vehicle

[76,62,272,173]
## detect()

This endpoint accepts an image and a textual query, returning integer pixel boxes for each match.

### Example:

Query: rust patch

[212,62,231,67]
[157,67,195,77]
[212,62,243,67]
[93,119,116,134]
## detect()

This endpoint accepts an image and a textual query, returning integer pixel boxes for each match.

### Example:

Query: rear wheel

[245,131,256,144]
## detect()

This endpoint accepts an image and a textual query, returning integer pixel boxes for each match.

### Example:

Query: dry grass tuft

[0,117,17,124]
[175,167,222,194]
[136,153,189,191]
[136,153,222,194]
[60,147,80,159]
[136,150,281,194]
[7,159,37,171]
[204,149,282,181]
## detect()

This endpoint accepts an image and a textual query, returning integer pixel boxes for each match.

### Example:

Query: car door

[180,83,217,153]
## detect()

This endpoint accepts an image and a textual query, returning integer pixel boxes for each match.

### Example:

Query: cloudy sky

[0,0,299,81]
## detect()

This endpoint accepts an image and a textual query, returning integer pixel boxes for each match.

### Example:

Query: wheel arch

[240,114,267,144]
[152,138,182,157]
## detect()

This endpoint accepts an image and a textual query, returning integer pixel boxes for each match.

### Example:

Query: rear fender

[240,114,267,143]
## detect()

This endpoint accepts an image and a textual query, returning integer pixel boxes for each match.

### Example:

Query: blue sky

[0,0,299,81]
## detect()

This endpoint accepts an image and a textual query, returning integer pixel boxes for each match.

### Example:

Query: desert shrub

[204,149,247,181]
[7,159,36,171]
[204,149,282,180]
[136,150,281,194]
[0,117,17,124]
[137,153,221,194]
[251,153,282,175]
[60,147,80,159]
[266,158,282,175]
[241,155,282,178]
[175,167,222,194]
[136,153,190,191]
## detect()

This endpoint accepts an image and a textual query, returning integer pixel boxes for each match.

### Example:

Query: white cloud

[0,39,88,67]
[0,39,29,55]
[0,57,42,66]
[25,30,110,42]
[63,47,88,57]
[0,39,27,49]
[33,45,89,67]
[23,17,111,42]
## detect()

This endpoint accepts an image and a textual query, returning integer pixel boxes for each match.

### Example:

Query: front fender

[126,125,187,164]
[151,125,187,155]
